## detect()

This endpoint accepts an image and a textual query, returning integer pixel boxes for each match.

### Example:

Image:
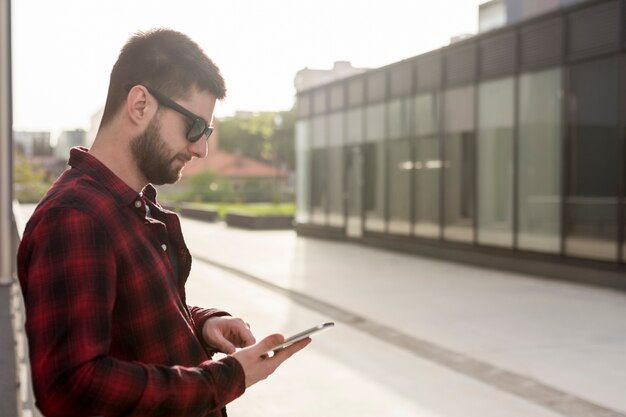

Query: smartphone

[266,322,335,354]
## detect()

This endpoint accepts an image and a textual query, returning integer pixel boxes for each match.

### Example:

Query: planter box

[179,204,219,222]
[226,212,294,230]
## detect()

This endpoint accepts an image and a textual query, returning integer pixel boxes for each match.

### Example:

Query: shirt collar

[68,146,153,207]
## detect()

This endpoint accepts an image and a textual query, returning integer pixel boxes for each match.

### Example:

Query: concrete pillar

[0,0,20,415]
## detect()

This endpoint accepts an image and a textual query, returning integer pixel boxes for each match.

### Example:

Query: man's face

[130,115,183,185]
[130,88,217,185]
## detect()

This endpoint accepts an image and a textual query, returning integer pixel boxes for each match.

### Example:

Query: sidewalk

[179,218,626,417]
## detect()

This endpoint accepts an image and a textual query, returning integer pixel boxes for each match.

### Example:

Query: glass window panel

[414,93,439,137]
[388,139,412,235]
[566,58,619,261]
[388,98,411,140]
[347,108,364,144]
[311,116,327,149]
[443,86,476,242]
[313,90,327,114]
[330,84,344,110]
[623,202,626,262]
[364,143,386,232]
[328,112,344,146]
[367,71,387,103]
[328,146,345,227]
[518,68,562,253]
[346,145,364,237]
[348,78,365,107]
[295,121,311,223]
[311,148,328,225]
[414,135,441,238]
[366,103,385,142]
[477,78,514,247]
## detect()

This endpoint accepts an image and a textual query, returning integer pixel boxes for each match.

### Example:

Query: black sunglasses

[125,84,213,142]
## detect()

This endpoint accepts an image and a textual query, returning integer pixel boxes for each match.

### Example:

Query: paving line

[193,253,626,417]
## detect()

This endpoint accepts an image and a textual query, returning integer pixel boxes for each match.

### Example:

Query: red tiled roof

[179,119,289,180]
[183,150,289,179]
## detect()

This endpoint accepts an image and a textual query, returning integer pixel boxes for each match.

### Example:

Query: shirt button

[134,200,142,208]
[161,244,167,251]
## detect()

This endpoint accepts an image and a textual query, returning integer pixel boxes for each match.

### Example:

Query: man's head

[95,28,226,187]
[100,28,226,127]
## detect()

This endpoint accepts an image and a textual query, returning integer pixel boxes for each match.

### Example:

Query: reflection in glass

[388,98,411,140]
[414,93,438,137]
[328,112,344,147]
[623,203,626,262]
[477,78,514,247]
[364,143,386,232]
[310,116,327,225]
[413,92,440,238]
[347,108,364,145]
[310,149,328,225]
[295,121,311,223]
[366,103,385,142]
[327,112,345,227]
[346,146,364,237]
[518,68,562,253]
[566,58,619,261]
[328,146,345,227]
[388,139,412,235]
[443,86,475,242]
[414,138,441,238]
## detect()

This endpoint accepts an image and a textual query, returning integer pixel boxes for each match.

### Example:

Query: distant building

[479,0,591,32]
[13,131,52,158]
[294,0,626,289]
[479,0,507,32]
[86,108,104,148]
[55,129,86,160]
[295,61,368,92]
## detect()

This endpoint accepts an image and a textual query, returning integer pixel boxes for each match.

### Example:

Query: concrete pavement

[180,217,626,417]
[12,204,626,416]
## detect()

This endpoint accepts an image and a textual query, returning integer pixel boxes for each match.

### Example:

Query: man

[17,28,309,417]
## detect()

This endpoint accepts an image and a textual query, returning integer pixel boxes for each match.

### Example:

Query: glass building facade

[295,0,626,287]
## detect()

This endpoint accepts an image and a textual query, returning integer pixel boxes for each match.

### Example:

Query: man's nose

[189,138,208,159]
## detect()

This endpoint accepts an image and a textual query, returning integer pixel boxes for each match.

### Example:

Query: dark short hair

[99,28,226,128]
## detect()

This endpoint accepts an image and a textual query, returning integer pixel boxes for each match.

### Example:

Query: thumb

[256,334,285,355]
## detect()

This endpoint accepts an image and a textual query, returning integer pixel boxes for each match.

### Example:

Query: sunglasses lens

[187,120,207,142]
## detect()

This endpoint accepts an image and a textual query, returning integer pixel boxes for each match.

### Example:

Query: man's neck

[89,133,147,193]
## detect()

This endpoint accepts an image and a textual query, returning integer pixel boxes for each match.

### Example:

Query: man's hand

[231,334,311,388]
[202,316,256,354]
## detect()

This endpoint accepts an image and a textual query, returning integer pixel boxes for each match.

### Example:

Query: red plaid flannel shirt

[17,147,245,417]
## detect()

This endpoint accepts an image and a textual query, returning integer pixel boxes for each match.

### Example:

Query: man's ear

[125,85,155,126]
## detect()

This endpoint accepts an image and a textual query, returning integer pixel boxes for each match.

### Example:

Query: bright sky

[12,0,484,137]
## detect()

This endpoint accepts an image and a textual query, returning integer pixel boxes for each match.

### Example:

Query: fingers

[231,333,312,388]
[237,323,256,347]
[258,333,285,353]
[271,337,311,362]
[226,318,257,348]
[203,317,257,353]
[254,334,311,365]
[214,335,237,355]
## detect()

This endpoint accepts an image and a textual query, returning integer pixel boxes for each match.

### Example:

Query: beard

[130,116,185,185]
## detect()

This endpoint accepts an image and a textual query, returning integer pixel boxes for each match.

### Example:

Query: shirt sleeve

[18,208,245,417]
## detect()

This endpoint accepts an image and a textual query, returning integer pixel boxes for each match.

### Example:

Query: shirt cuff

[200,355,247,409]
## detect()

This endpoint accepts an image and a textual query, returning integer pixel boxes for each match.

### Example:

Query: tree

[13,151,53,203]
[217,109,295,170]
